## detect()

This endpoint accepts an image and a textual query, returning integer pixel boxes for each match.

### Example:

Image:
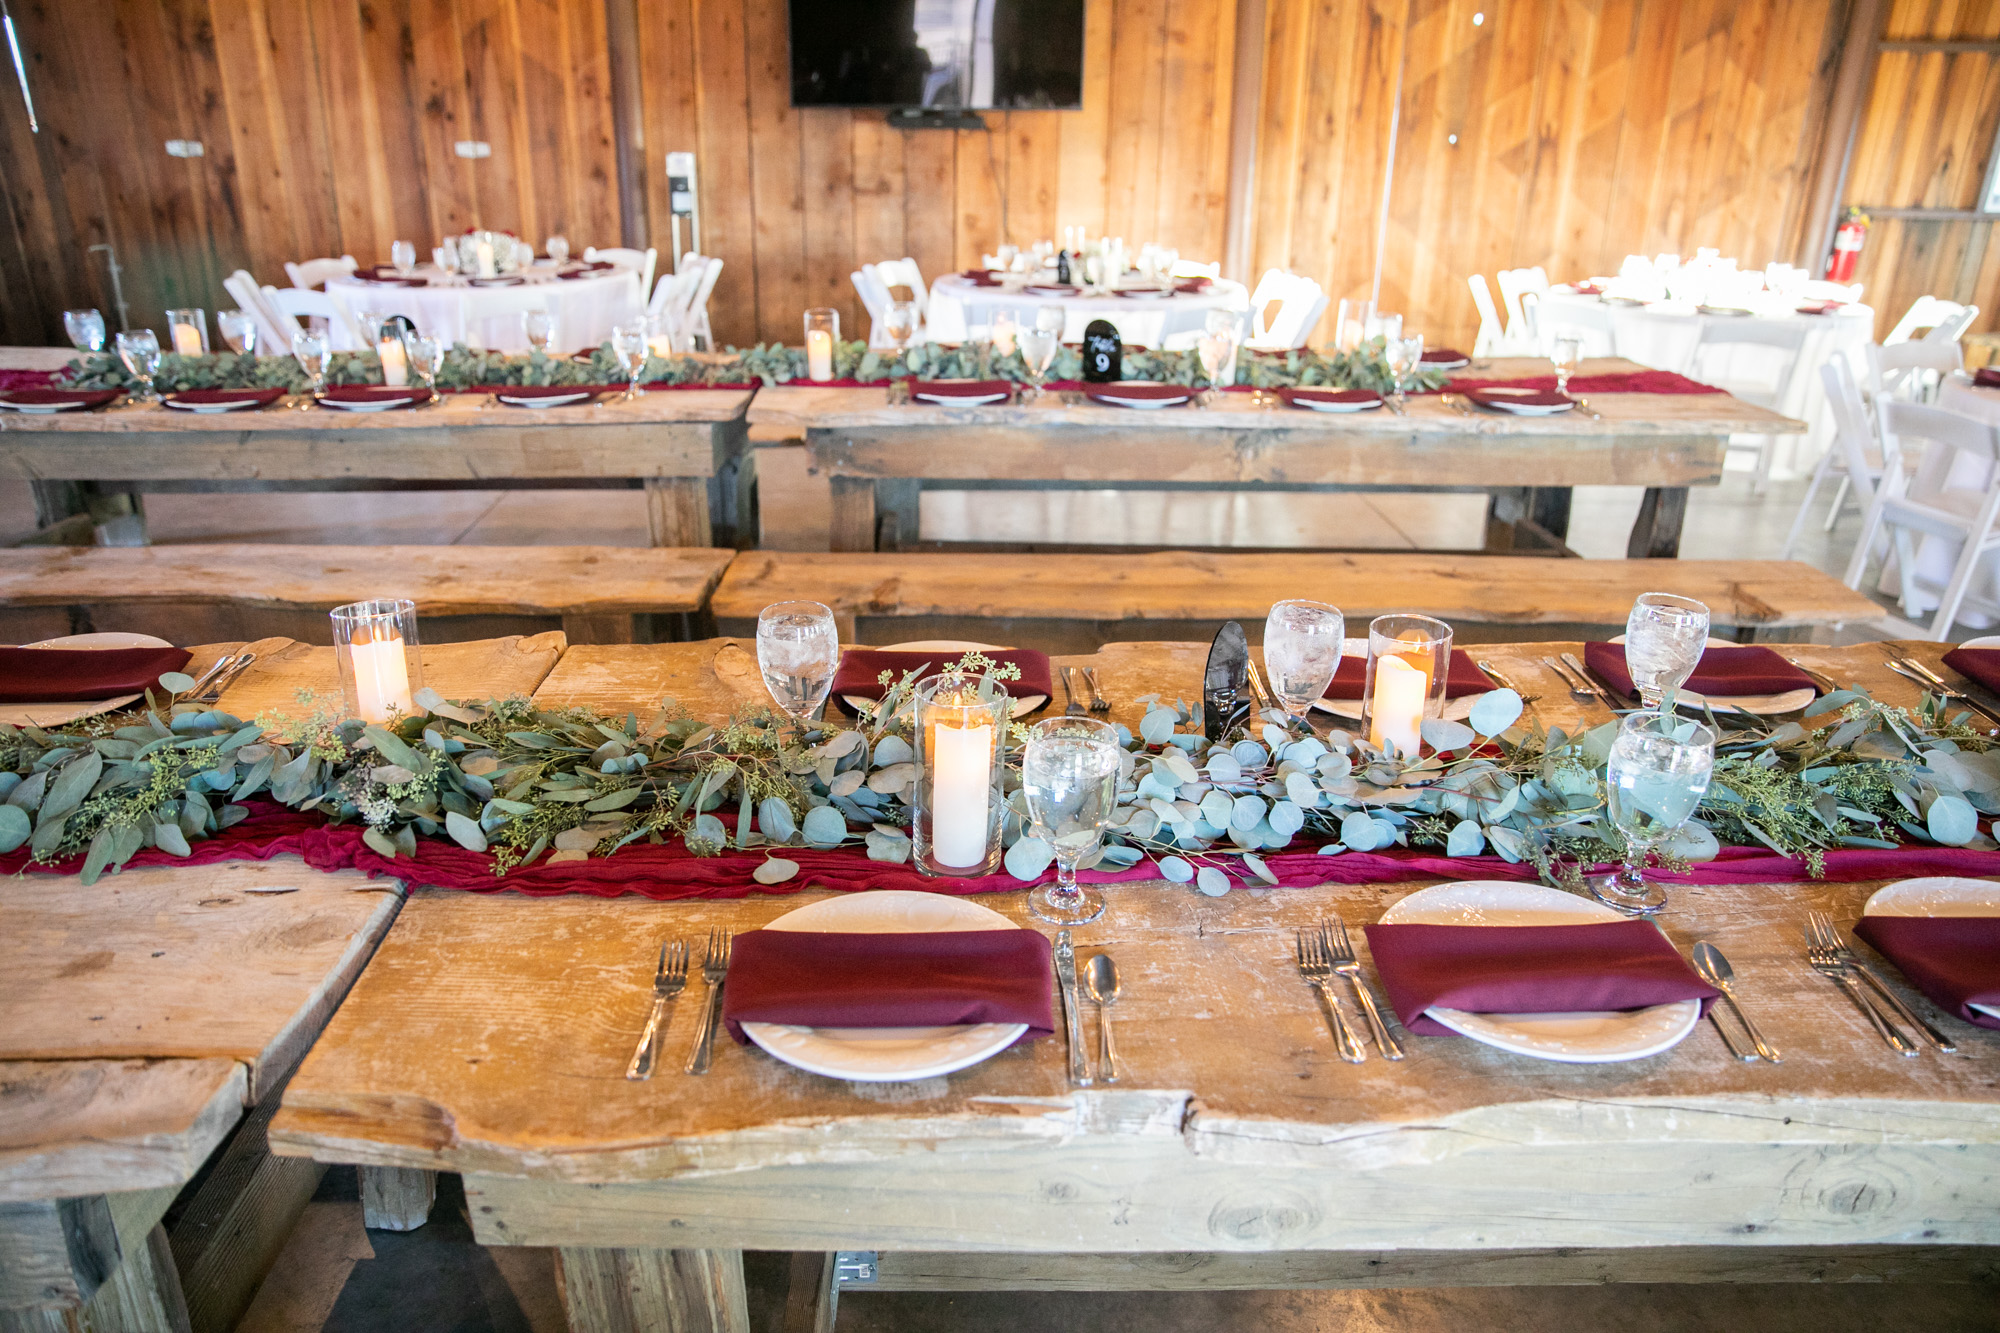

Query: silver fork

[1808,909,1954,1053]
[625,939,690,1080]
[1885,655,2000,733]
[1804,923,1915,1056]
[1296,927,1365,1063]
[684,929,732,1074]
[1059,666,1088,716]
[1322,918,1403,1060]
[1541,656,1597,705]
[1082,667,1111,714]
[196,651,259,704]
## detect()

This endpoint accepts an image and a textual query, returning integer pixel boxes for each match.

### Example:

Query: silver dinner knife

[1054,930,1092,1086]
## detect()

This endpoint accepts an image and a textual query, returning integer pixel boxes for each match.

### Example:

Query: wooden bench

[0,544,736,645]
[711,551,1883,647]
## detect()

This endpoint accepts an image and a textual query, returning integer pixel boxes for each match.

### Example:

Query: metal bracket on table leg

[834,1252,878,1286]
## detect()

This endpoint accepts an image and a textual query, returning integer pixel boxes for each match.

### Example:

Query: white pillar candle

[475,239,496,278]
[171,323,204,356]
[931,718,994,868]
[992,324,1016,357]
[377,338,409,387]
[350,626,414,724]
[648,332,675,359]
[805,327,835,381]
[1368,651,1430,757]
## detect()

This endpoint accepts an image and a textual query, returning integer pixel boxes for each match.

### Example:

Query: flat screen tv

[790,0,1085,110]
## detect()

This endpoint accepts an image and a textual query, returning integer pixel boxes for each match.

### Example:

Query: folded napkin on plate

[722,928,1055,1044]
[355,266,426,286]
[1940,647,2000,696]
[1175,278,1212,294]
[1082,382,1191,406]
[1582,642,1817,701]
[1324,652,1491,700]
[1796,299,1844,315]
[1363,921,1718,1036]
[958,269,1005,286]
[1975,367,2000,390]
[558,261,618,279]
[0,646,192,703]
[1420,348,1470,364]
[164,388,287,410]
[1468,387,1572,409]
[317,386,434,408]
[0,389,121,411]
[910,379,1012,401]
[831,648,1053,711]
[1852,916,2000,1030]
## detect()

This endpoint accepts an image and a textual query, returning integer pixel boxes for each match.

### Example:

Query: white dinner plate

[163,397,266,414]
[496,392,595,409]
[0,400,87,414]
[1112,286,1174,299]
[1096,394,1191,410]
[1863,878,2000,1018]
[1379,881,1702,1063]
[914,392,1010,407]
[1605,634,1818,716]
[841,640,1048,716]
[739,890,1031,1082]
[1472,387,1575,416]
[318,398,415,413]
[1,632,176,728]
[1291,395,1382,413]
[1422,357,1471,371]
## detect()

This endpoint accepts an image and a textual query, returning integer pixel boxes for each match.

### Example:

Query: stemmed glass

[291,328,330,407]
[611,320,649,400]
[1551,335,1582,399]
[402,333,444,393]
[1384,333,1423,406]
[1591,712,1716,916]
[545,235,570,266]
[63,309,106,355]
[1263,600,1345,730]
[391,240,417,276]
[217,310,259,356]
[756,600,840,739]
[1022,715,1121,925]
[434,246,460,278]
[1017,314,1060,400]
[882,300,919,370]
[1197,308,1240,404]
[523,310,556,355]
[1624,593,1710,709]
[114,330,162,403]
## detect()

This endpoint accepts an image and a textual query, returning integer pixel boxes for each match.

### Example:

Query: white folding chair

[261,284,365,350]
[284,255,358,290]
[647,266,701,347]
[1928,302,1980,346]
[1495,266,1549,349]
[1685,317,1811,493]
[1867,338,1965,404]
[851,266,901,349]
[585,246,658,301]
[1884,295,1972,346]
[1244,269,1327,350]
[1467,275,1507,356]
[223,270,291,353]
[1783,357,1880,558]
[868,257,930,322]
[1849,399,2000,638]
[682,254,723,350]
[1542,298,1619,358]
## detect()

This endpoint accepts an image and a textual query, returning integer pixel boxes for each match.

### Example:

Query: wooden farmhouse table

[746,358,1802,557]
[0,633,564,1333]
[266,636,2000,1333]
[0,388,753,548]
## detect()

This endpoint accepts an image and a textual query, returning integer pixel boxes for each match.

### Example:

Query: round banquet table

[325,264,644,354]
[1539,289,1875,478]
[926,274,1249,347]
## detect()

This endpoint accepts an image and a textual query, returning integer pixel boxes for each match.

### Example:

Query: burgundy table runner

[0,646,191,703]
[1852,916,2000,1031]
[1581,643,1818,702]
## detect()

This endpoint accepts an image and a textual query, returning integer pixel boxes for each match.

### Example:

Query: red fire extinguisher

[1825,206,1870,283]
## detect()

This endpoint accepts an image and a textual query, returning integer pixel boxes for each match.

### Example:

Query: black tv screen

[790,0,1085,110]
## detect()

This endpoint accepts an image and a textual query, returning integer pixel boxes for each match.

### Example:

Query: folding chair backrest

[1821,357,1883,503]
[1885,295,1969,346]
[870,257,929,319]
[262,284,364,349]
[1467,274,1505,356]
[224,270,290,353]
[1545,297,1618,358]
[1867,338,1965,401]
[1496,267,1549,341]
[1887,398,2000,504]
[1246,270,1325,349]
[283,255,357,291]
[1689,318,1811,408]
[585,246,658,301]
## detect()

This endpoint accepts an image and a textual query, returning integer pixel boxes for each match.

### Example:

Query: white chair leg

[1928,538,1989,641]
[1845,500,1884,590]
[1781,453,1832,559]
[1892,527,1926,620]
[1751,435,1773,496]
[1822,474,1852,532]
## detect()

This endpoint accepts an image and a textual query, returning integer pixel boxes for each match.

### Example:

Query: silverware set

[184,650,258,704]
[1803,909,1954,1056]
[1296,919,1402,1062]
[1883,653,2000,734]
[1059,665,1109,715]
[623,929,730,1080]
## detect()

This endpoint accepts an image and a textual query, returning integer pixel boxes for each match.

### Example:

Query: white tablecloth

[326,265,644,353]
[1539,291,1874,477]
[927,275,1249,347]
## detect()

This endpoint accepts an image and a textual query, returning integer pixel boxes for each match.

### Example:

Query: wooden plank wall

[0,0,1985,352]
[1844,0,2000,339]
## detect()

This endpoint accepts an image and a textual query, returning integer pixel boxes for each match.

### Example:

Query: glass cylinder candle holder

[1360,614,1452,759]
[911,672,1008,877]
[804,307,839,381]
[166,308,208,357]
[331,599,425,725]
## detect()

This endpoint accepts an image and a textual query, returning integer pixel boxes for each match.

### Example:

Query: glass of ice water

[611,321,650,400]
[1624,592,1710,707]
[217,309,260,356]
[391,240,417,276]
[756,601,840,732]
[1264,600,1344,727]
[1591,711,1715,915]
[523,309,556,355]
[1023,716,1121,925]
[290,328,330,404]
[63,308,106,354]
[115,329,162,403]
[402,333,445,391]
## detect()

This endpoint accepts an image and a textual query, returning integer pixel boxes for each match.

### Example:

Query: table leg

[29,480,148,546]
[645,477,714,547]
[359,1166,436,1232]
[0,1188,188,1332]
[781,1252,838,1333]
[557,1246,749,1333]
[828,478,878,552]
[1482,488,1575,555]
[1627,486,1690,558]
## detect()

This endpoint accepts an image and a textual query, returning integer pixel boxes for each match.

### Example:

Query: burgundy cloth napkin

[958,269,1005,286]
[558,261,618,279]
[0,389,121,411]
[1175,278,1212,294]
[1852,916,2000,1031]
[1420,348,1470,365]
[355,266,427,286]
[1582,642,1817,702]
[1278,387,1381,409]
[1363,921,1718,1036]
[0,646,192,703]
[910,379,1012,402]
[164,388,287,411]
[1325,652,1492,700]
[1975,367,2000,390]
[1083,382,1193,407]
[1796,299,1844,315]
[722,927,1055,1044]
[1941,648,2000,696]
[831,648,1053,711]
[317,387,434,409]
[1468,386,1572,409]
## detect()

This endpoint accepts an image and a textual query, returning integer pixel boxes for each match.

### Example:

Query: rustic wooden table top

[211,630,567,721]
[0,388,754,435]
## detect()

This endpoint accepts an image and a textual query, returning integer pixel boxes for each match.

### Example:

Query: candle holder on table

[166,308,209,357]
[911,672,1008,878]
[1360,613,1452,760]
[804,308,839,383]
[332,599,425,725]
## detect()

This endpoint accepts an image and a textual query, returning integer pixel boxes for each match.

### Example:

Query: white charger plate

[1,632,175,728]
[0,400,88,414]
[1379,881,1701,1063]
[497,392,594,409]
[740,890,1030,1081]
[163,397,266,414]
[318,394,427,413]
[1862,877,2000,1019]
[841,640,1049,716]
[1291,395,1382,414]
[1095,394,1191,410]
[915,392,1010,407]
[1472,387,1575,416]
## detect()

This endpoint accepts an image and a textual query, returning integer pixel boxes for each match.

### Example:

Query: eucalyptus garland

[4,655,1996,893]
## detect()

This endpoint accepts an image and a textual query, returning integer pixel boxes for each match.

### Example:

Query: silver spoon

[1692,942,1781,1063]
[1085,952,1122,1083]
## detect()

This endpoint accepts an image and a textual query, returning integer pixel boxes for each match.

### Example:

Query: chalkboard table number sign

[1082,320,1122,383]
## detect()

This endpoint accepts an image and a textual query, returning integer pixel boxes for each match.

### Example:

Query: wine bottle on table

[1056,249,1072,286]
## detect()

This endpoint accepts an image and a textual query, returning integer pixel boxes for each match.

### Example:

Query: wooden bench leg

[0,1187,189,1333]
[359,1166,436,1232]
[1628,486,1690,558]
[781,1252,839,1333]
[646,477,714,547]
[74,1223,192,1333]
[557,1246,749,1333]
[828,478,878,552]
